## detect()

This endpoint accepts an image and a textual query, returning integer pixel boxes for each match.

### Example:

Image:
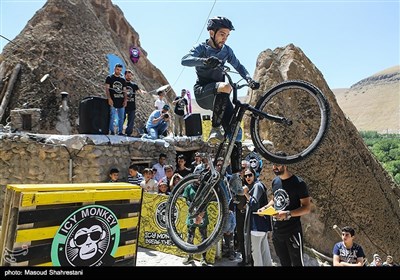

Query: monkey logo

[112,81,123,94]
[273,189,290,211]
[155,201,178,230]
[51,205,120,266]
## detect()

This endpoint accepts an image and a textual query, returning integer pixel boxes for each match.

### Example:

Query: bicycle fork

[216,101,248,176]
[188,160,220,218]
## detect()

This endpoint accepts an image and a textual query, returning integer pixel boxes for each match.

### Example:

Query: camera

[163,113,169,119]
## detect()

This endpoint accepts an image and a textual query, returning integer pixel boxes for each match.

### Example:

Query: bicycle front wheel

[250,80,330,164]
[165,174,228,254]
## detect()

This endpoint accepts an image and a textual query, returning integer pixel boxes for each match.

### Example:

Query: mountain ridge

[333,65,399,133]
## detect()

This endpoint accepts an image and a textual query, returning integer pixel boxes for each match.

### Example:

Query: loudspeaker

[79,96,110,134]
[184,113,202,136]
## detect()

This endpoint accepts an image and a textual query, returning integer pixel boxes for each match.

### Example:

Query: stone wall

[0,133,210,219]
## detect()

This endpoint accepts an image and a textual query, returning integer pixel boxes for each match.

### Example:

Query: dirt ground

[136,247,241,267]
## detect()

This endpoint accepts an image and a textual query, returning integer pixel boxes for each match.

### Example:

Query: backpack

[129,46,140,64]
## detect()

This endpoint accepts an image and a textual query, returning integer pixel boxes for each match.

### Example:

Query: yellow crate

[0,183,143,267]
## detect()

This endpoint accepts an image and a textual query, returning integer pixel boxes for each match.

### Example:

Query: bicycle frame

[214,67,292,176]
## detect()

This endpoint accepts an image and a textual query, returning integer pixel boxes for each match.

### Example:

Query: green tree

[361,131,400,185]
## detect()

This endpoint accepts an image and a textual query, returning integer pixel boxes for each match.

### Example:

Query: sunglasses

[244,174,253,178]
[75,231,102,246]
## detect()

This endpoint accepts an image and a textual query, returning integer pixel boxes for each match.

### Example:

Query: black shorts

[194,82,220,110]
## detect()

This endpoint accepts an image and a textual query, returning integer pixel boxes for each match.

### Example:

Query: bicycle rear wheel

[250,80,330,164]
[165,173,228,254]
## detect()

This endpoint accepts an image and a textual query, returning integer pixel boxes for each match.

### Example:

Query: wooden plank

[0,188,14,263]
[8,183,139,192]
[35,262,52,266]
[0,63,21,121]
[0,61,6,99]
[115,244,136,258]
[119,229,137,244]
[21,189,142,207]
[18,203,141,225]
[118,217,138,229]
[114,257,135,266]
[15,217,138,243]
[16,226,58,243]
[1,192,22,266]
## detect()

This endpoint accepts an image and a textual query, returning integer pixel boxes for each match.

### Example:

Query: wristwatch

[286,211,292,220]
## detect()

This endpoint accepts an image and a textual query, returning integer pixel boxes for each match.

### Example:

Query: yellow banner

[139,193,217,264]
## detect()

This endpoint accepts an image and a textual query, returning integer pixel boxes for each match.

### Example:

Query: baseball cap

[159,178,168,186]
[125,69,133,75]
[162,104,170,110]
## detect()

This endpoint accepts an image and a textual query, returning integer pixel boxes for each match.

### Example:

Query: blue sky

[1,0,399,96]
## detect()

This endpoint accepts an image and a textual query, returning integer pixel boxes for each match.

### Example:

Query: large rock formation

[245,44,400,260]
[0,0,173,133]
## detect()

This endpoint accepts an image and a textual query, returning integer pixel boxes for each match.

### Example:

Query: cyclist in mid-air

[182,16,260,193]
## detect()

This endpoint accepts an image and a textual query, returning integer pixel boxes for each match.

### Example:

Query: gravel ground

[136,246,324,267]
[136,247,241,267]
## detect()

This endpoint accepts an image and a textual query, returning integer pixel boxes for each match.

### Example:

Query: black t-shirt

[125,80,139,111]
[176,168,191,177]
[105,75,126,108]
[271,175,309,236]
[174,96,188,116]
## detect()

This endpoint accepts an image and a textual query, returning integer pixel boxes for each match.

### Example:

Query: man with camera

[143,104,171,140]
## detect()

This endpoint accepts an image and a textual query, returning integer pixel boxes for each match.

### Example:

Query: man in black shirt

[124,69,141,136]
[105,63,127,135]
[258,152,311,266]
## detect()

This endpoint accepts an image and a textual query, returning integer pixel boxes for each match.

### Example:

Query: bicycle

[165,66,330,254]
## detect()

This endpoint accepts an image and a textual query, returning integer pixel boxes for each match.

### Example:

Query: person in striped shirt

[127,164,144,186]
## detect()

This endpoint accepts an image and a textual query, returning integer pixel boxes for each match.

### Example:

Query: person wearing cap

[383,255,396,266]
[154,89,166,110]
[157,178,170,195]
[143,104,171,140]
[370,253,383,266]
[332,226,365,266]
[190,152,203,172]
[172,89,189,137]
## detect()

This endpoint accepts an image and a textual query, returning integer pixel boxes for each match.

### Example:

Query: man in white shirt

[152,153,167,182]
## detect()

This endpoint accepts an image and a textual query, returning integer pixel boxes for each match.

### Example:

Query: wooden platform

[0,183,142,266]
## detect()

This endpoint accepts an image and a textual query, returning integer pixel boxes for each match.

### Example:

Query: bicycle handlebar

[220,66,249,89]
[219,66,250,102]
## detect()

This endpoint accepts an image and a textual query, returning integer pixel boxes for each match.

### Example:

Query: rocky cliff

[0,0,173,133]
[245,44,400,260]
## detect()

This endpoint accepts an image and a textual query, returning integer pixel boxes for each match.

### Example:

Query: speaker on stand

[184,113,202,136]
[79,96,110,134]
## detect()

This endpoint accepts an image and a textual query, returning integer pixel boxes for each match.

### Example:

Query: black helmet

[207,16,235,31]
